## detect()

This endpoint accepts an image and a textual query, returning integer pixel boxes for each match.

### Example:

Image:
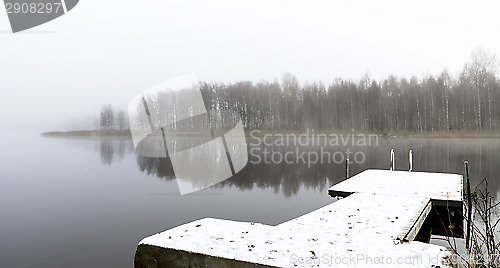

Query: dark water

[0,132,499,268]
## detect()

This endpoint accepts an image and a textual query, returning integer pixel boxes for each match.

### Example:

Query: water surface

[0,133,498,267]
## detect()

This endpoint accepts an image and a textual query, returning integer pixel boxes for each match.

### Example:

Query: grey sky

[1,0,499,132]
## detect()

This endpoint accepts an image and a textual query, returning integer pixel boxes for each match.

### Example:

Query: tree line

[113,49,500,133]
[98,105,128,130]
[198,49,499,132]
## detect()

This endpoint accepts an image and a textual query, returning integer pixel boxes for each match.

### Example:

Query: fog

[1,0,499,132]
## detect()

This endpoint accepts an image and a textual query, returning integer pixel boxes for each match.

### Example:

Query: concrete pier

[135,169,463,267]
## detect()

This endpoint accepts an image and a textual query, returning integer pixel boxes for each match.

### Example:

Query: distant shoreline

[42,130,132,137]
[41,129,500,139]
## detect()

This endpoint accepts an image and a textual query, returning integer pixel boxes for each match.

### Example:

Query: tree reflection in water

[97,136,500,198]
[99,138,133,165]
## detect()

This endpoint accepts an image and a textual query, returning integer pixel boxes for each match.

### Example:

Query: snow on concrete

[139,192,451,267]
[329,169,462,202]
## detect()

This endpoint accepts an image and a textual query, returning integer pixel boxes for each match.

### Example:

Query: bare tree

[100,104,114,130]
[116,107,127,130]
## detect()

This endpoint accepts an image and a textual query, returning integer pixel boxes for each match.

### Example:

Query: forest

[100,49,500,133]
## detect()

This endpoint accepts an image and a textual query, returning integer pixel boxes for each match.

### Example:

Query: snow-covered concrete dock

[329,169,462,203]
[329,169,463,239]
[135,169,463,267]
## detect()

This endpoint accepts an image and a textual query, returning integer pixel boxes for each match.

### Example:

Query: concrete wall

[135,244,277,268]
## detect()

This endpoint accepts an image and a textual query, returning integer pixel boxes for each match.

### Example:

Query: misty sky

[1,0,499,132]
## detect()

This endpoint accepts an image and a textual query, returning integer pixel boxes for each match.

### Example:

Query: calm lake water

[1,132,499,268]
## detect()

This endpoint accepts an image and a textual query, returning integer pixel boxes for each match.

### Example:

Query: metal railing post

[345,158,349,179]
[465,160,472,250]
[390,149,395,171]
[409,150,413,172]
